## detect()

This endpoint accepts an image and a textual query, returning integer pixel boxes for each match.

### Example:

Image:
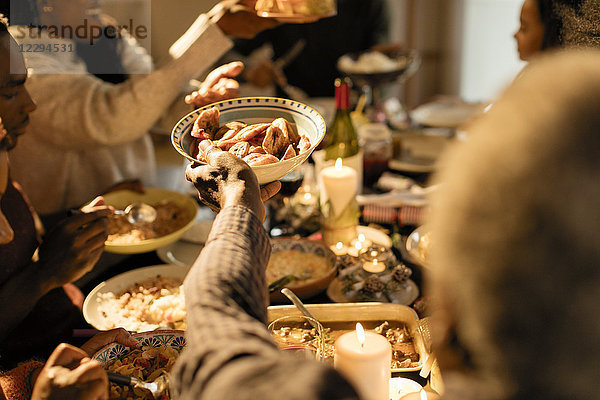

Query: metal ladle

[113,202,157,224]
[107,372,169,400]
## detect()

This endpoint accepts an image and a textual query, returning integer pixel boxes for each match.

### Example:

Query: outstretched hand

[185,140,280,221]
[80,328,140,357]
[185,62,244,108]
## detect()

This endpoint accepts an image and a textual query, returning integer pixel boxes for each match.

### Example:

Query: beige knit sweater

[8,18,232,214]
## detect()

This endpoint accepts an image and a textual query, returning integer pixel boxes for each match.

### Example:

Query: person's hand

[185,62,244,108]
[80,328,140,357]
[37,210,110,290]
[185,140,280,221]
[31,343,108,400]
[213,0,279,39]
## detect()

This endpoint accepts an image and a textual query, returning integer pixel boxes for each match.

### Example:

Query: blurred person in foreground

[514,0,600,61]
[422,49,600,399]
[0,328,138,400]
[171,141,361,399]
[0,20,113,369]
[0,0,279,218]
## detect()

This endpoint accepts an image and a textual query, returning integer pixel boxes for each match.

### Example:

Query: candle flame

[420,389,427,400]
[335,158,343,169]
[356,322,365,349]
[371,250,377,257]
[303,192,312,201]
[373,259,378,265]
[336,242,344,250]
[354,241,362,250]
[358,233,366,242]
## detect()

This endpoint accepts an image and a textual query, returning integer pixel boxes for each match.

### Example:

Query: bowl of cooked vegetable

[171,97,326,185]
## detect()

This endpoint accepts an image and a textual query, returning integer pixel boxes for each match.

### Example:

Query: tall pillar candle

[319,158,359,245]
[334,323,391,400]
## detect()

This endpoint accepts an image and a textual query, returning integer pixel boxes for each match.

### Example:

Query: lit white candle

[334,323,391,400]
[363,257,385,273]
[320,158,357,218]
[330,241,347,256]
[348,233,373,257]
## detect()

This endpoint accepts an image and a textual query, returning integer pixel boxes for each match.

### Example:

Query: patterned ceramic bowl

[171,97,326,185]
[92,330,186,366]
[268,239,338,303]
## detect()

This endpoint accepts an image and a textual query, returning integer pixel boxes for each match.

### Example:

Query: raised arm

[172,145,357,400]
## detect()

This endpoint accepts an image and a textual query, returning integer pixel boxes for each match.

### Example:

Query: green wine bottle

[324,78,359,161]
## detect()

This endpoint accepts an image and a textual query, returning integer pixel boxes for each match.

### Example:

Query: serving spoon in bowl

[107,371,169,400]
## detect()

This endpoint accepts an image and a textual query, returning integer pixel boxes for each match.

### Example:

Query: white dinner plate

[156,240,204,267]
[411,97,483,128]
[388,156,437,174]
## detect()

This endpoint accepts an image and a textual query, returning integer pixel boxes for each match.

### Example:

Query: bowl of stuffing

[171,97,326,185]
[94,188,199,254]
[267,239,338,303]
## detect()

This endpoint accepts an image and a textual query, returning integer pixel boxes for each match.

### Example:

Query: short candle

[334,323,391,400]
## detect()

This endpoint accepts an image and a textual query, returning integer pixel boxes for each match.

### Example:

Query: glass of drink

[268,315,325,361]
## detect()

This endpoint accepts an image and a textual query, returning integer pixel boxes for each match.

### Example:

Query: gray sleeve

[172,205,359,400]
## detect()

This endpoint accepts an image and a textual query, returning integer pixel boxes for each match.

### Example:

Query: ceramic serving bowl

[268,239,338,303]
[83,264,190,331]
[92,330,186,366]
[95,188,199,254]
[172,97,326,185]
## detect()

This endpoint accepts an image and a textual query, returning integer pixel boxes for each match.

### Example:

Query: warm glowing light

[303,192,312,201]
[358,233,366,242]
[335,157,343,169]
[336,242,344,250]
[372,259,378,266]
[354,241,362,250]
[356,323,365,349]
[420,389,427,400]
[370,250,377,257]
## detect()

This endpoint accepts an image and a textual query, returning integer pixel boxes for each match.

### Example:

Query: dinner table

[74,125,450,396]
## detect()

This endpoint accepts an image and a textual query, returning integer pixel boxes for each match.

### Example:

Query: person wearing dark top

[232,0,389,97]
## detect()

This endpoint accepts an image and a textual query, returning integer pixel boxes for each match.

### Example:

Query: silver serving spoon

[107,371,169,400]
[113,202,157,224]
[280,288,321,330]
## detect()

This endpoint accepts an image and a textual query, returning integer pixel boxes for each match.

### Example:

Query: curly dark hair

[537,0,600,50]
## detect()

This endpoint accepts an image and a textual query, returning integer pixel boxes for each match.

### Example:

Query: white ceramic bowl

[83,264,190,331]
[172,97,326,185]
[97,188,199,254]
